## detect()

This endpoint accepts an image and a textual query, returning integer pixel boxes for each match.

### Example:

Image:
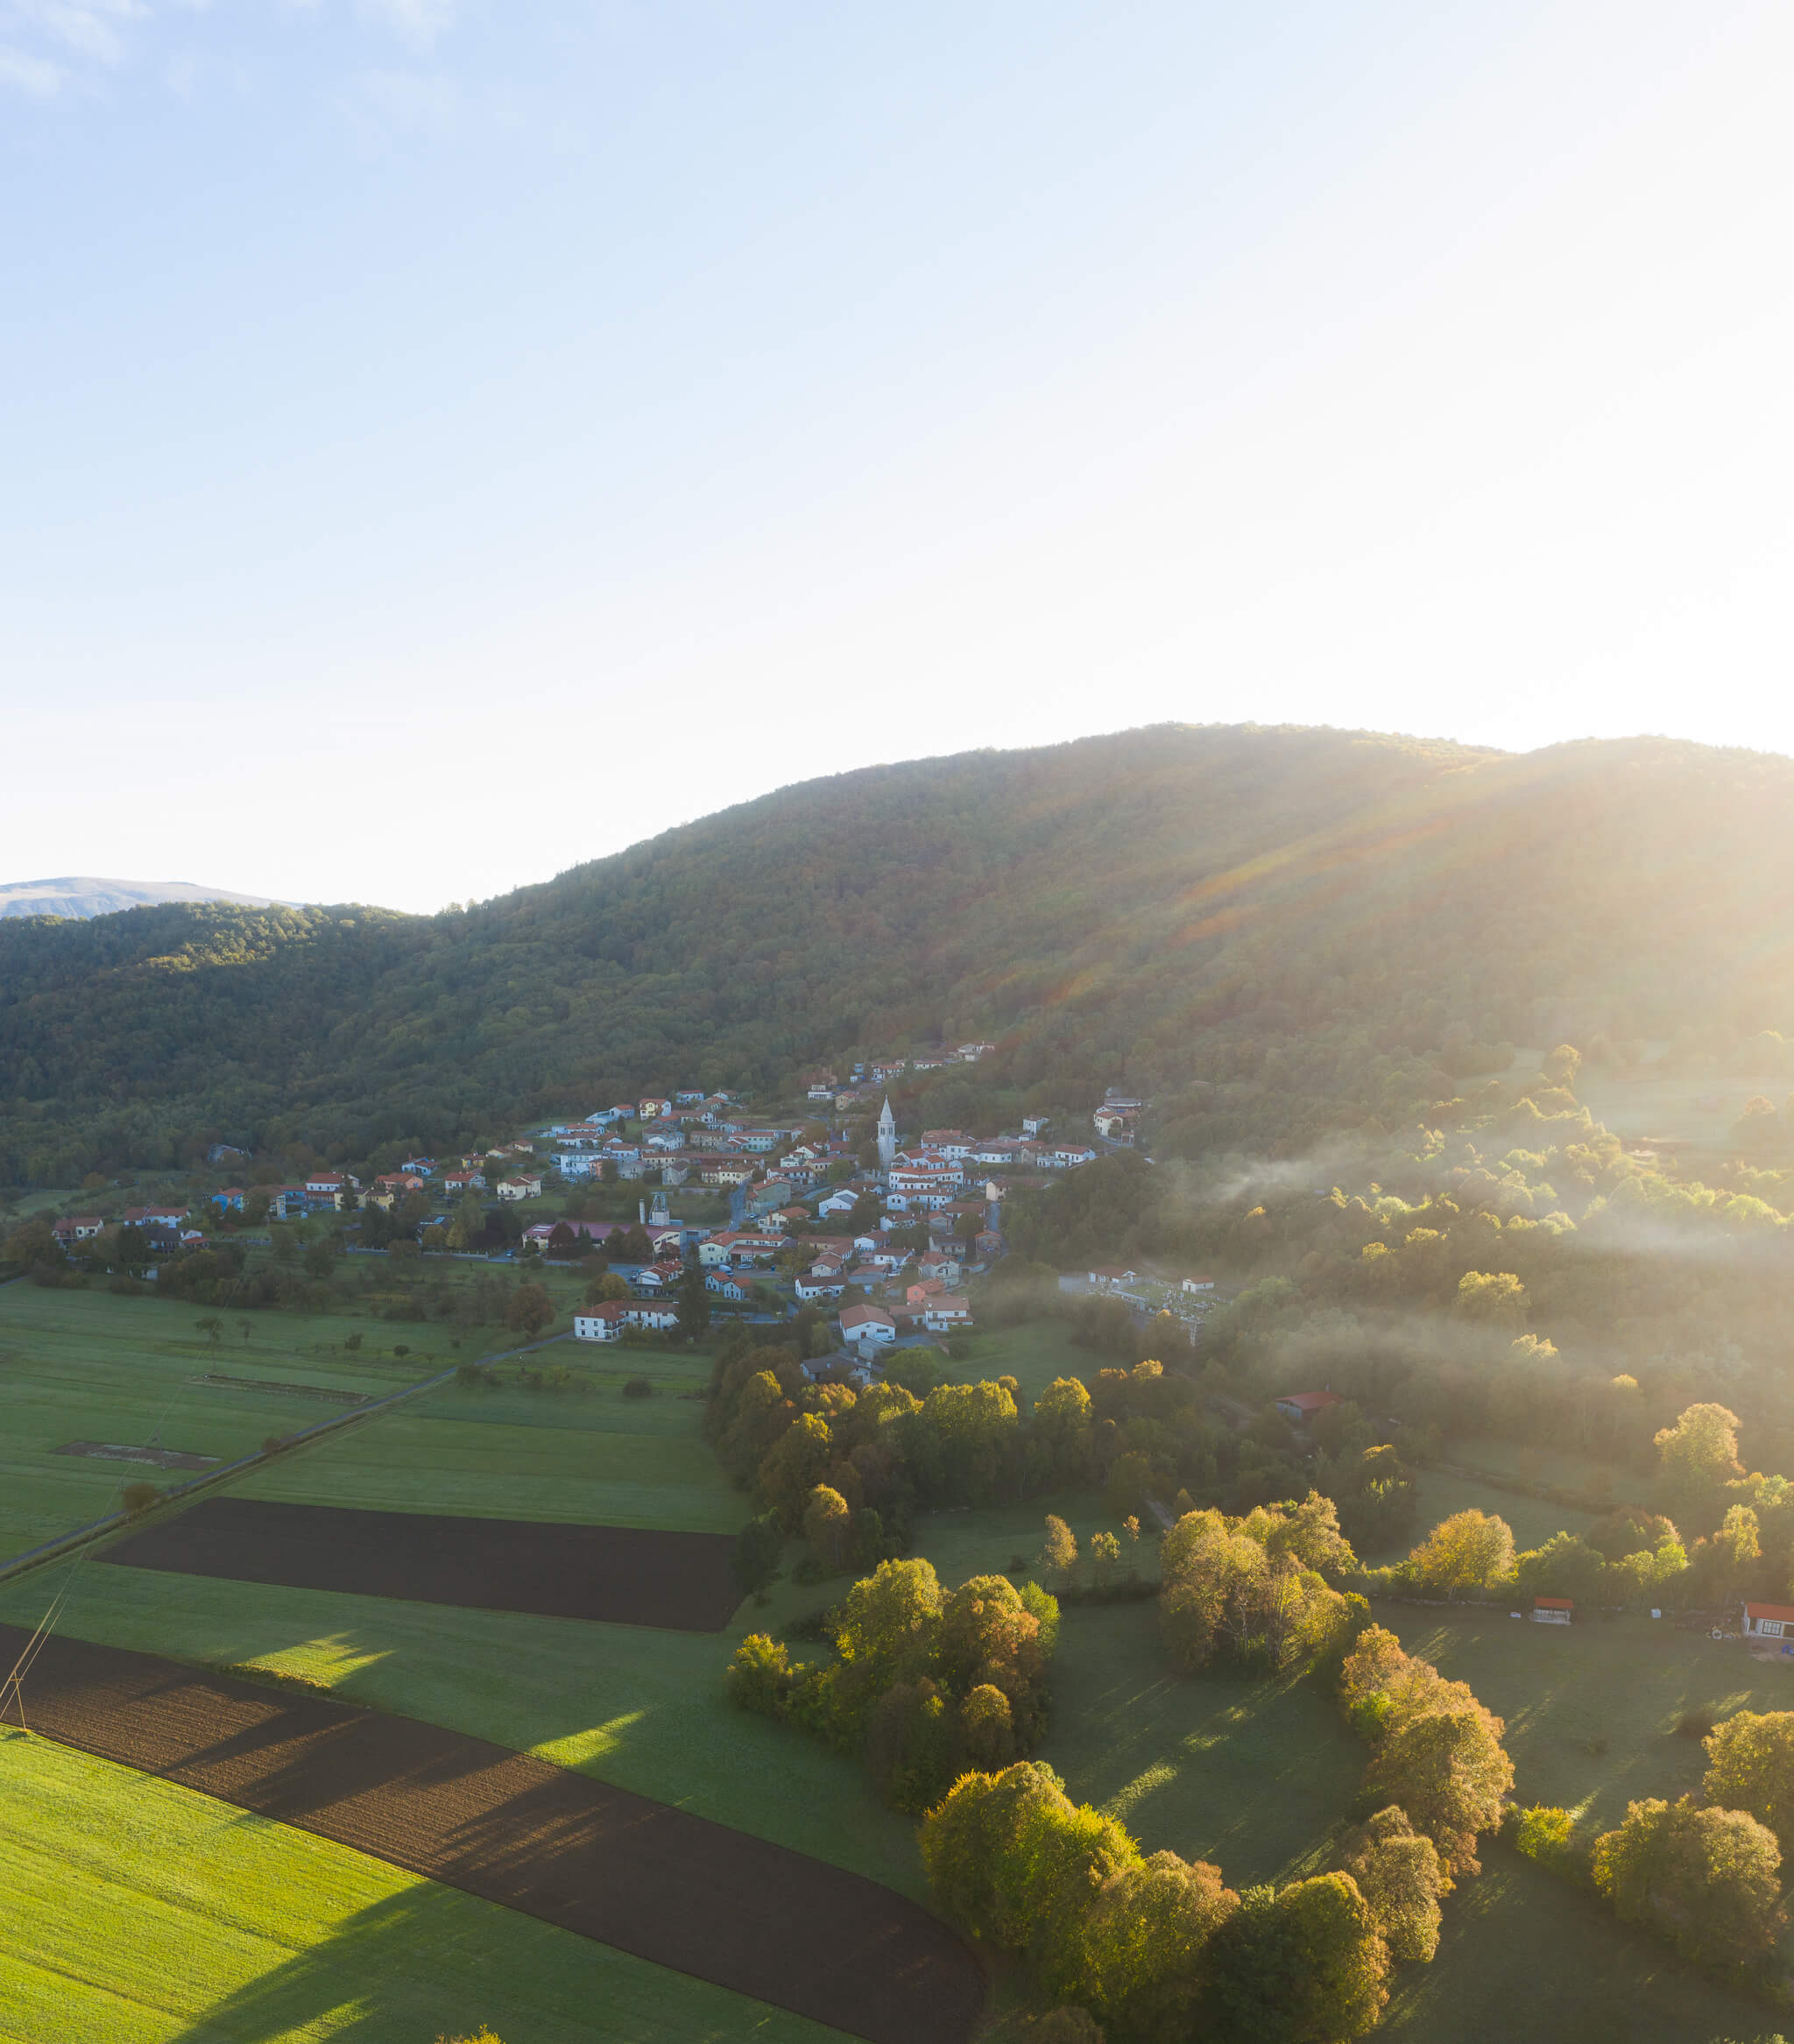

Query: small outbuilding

[1275,1391,1343,1425]
[1531,1596,1573,1626]
[1742,1600,1794,1639]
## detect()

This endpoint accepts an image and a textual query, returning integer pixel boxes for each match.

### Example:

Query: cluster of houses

[544,1095,832,1191]
[206,1144,547,1222]
[53,1206,202,1256]
[802,1045,996,1112]
[66,1060,1136,1376]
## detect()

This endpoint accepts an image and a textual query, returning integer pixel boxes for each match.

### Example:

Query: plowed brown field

[100,1496,743,1630]
[0,1624,984,2044]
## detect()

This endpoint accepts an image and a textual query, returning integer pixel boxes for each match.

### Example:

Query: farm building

[1275,1390,1342,1425]
[1743,1600,1794,1639]
[1531,1596,1573,1625]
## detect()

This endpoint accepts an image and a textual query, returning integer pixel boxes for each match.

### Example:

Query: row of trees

[727,1559,1060,1813]
[921,1759,1448,2042]
[1369,1504,1689,1609]
[1338,1629,1513,1881]
[1368,1400,1794,1615]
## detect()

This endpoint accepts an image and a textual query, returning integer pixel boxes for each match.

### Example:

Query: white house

[573,1303,629,1342]
[577,1298,681,1336]
[795,1272,846,1302]
[1744,1601,1794,1639]
[1531,1597,1573,1626]
[840,1303,897,1347]
[920,1296,972,1333]
[496,1175,544,1202]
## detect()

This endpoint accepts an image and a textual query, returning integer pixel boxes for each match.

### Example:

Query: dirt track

[101,1496,743,1631]
[0,1624,985,2044]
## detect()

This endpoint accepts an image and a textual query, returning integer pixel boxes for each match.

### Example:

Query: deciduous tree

[1593,1796,1783,1964]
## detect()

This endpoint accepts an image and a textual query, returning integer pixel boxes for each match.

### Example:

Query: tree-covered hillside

[3,724,1792,1182]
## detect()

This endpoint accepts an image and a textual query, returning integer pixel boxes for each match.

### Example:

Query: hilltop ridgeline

[2,723,1791,1181]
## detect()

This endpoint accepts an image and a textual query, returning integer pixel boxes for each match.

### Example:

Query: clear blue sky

[3,2,1790,910]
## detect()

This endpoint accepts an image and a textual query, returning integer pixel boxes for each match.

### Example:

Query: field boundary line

[0,1326,578,1590]
[0,1359,460,1589]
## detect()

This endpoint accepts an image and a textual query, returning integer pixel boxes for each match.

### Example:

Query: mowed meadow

[0,1284,429,1562]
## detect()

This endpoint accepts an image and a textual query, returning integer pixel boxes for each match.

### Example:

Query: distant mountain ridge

[0,877,294,921]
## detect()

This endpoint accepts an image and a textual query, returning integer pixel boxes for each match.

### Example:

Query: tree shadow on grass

[1381,1841,1768,2044]
[163,1871,694,2044]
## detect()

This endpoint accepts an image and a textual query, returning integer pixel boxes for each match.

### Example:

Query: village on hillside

[33,1048,1209,1383]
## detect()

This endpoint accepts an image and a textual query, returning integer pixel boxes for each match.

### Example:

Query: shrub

[622,1376,653,1399]
[725,1633,796,1717]
[121,1481,159,1515]
[1676,1705,1714,1739]
[1512,1804,1580,1874]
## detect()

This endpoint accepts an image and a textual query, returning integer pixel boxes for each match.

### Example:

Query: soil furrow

[100,1496,743,1631]
[0,1624,985,2044]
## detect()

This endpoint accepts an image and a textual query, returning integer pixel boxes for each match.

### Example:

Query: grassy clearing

[941,1319,1098,1404]
[0,1288,426,1563]
[1381,1605,1794,1840]
[1362,1468,1599,1565]
[1578,1069,1785,1150]
[975,1593,1774,2043]
[234,1350,743,1533]
[1038,1601,1358,1886]
[0,1728,838,2044]
[1444,1433,1651,1506]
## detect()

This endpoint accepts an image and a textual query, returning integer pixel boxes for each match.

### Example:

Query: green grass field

[0,1561,930,1907]
[233,1352,745,1533]
[0,1729,838,2044]
[941,1319,1099,1404]
[8,1282,1775,2044]
[1444,1435,1649,1506]
[0,1287,428,1564]
[1578,1067,1785,1152]
[976,1592,1776,2043]
[1362,1468,1600,1565]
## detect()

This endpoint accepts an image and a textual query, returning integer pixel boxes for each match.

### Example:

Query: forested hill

[3,724,1793,1182]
